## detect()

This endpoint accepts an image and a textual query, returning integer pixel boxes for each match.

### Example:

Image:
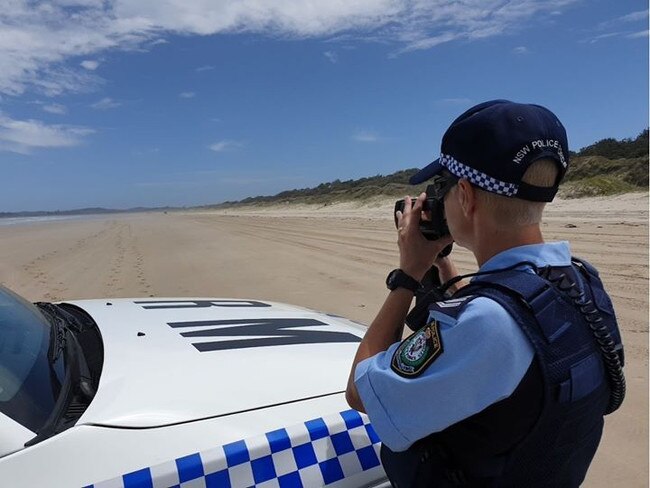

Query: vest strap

[466,270,576,343]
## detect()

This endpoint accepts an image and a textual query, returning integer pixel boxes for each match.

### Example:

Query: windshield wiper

[26,304,96,446]
[39,303,67,364]
[37,303,95,397]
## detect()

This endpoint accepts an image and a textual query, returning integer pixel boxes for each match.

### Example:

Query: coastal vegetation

[217,129,649,207]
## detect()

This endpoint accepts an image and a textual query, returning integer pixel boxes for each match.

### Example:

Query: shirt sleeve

[354,297,535,452]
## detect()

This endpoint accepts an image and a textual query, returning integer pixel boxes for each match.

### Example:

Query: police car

[0,285,389,487]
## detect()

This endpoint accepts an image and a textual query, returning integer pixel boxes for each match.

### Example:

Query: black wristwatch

[386,269,423,292]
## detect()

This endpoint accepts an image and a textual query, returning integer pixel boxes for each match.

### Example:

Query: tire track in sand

[102,221,153,298]
[21,224,113,301]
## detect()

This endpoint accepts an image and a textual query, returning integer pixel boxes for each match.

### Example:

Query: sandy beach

[1,192,647,487]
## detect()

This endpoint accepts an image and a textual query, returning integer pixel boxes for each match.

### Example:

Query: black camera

[393,197,449,241]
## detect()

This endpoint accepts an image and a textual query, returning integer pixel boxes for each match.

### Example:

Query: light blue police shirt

[354,241,572,452]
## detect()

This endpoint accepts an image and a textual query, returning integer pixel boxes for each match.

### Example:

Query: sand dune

[1,192,647,487]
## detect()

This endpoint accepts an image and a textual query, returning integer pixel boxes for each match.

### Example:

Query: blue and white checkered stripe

[440,153,518,197]
[85,410,382,488]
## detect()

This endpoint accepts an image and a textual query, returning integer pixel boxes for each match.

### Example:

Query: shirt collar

[477,241,572,275]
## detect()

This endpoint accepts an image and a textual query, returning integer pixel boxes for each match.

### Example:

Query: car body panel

[68,298,365,428]
[0,413,33,459]
[1,394,387,488]
[90,405,384,488]
[0,297,389,487]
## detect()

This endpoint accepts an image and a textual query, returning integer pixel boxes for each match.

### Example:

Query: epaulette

[427,294,477,321]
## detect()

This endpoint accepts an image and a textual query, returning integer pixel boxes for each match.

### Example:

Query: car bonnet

[65,298,366,428]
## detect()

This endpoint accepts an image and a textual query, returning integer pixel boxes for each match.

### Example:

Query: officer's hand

[395,192,454,282]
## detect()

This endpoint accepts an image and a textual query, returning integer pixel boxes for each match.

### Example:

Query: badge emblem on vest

[391,320,443,377]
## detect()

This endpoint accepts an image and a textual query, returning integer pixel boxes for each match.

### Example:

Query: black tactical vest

[381,258,624,487]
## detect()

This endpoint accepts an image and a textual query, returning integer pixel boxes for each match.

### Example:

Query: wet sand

[1,192,647,487]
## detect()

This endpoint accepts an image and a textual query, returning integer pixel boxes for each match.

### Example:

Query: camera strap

[438,260,540,295]
[405,261,539,332]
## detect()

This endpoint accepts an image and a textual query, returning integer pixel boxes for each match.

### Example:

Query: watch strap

[386,269,422,292]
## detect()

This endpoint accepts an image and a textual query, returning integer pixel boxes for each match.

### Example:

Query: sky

[1,0,648,212]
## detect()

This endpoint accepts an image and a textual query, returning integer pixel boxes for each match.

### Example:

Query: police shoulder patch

[391,320,443,378]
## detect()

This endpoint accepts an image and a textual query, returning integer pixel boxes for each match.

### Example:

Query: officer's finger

[405,193,426,233]
[400,195,413,230]
[402,195,412,218]
[395,210,403,229]
[412,192,426,213]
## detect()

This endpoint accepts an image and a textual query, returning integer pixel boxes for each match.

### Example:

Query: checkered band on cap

[86,409,383,488]
[440,153,518,197]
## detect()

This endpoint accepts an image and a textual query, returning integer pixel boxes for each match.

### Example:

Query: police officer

[345,100,625,487]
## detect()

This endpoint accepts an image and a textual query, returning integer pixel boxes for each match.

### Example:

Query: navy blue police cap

[410,100,569,202]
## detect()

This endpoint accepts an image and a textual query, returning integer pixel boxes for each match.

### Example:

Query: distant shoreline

[0,208,170,220]
[0,214,123,227]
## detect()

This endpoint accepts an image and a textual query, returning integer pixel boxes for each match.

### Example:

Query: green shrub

[558,176,639,199]
[575,129,648,159]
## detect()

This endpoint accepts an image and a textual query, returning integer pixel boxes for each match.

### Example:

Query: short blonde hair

[475,158,559,227]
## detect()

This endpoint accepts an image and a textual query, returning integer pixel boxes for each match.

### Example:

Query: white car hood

[68,298,366,428]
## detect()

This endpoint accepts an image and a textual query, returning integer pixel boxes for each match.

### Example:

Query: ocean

[0,214,112,227]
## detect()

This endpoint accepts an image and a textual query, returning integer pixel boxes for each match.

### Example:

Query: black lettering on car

[167,318,361,352]
[135,300,271,309]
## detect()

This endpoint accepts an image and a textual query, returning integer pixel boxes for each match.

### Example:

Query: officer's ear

[457,178,476,218]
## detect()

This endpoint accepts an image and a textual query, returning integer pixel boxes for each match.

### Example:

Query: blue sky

[1,0,648,212]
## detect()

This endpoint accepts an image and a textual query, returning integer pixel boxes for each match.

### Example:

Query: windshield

[0,285,60,433]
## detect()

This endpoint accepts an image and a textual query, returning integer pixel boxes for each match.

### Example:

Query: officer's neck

[472,224,544,268]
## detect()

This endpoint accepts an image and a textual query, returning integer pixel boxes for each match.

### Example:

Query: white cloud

[352,130,380,142]
[323,50,338,63]
[619,9,649,22]
[600,9,649,28]
[0,0,580,97]
[513,46,528,54]
[581,31,622,44]
[42,103,67,114]
[392,32,459,55]
[0,114,93,154]
[208,140,241,152]
[91,97,121,109]
[627,30,649,39]
[591,9,648,41]
[196,65,215,72]
[179,91,196,98]
[80,60,100,70]
[33,68,100,97]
